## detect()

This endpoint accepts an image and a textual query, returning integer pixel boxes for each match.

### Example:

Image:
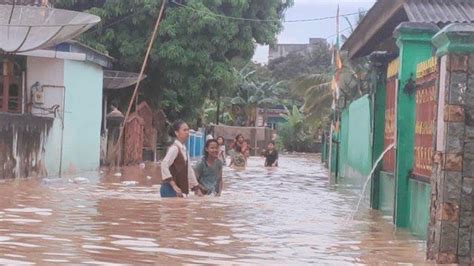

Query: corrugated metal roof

[404,0,474,24]
[342,0,474,59]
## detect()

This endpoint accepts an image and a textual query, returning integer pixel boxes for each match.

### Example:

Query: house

[1,41,113,178]
[256,106,287,129]
[23,41,113,176]
[0,2,110,178]
[330,0,474,263]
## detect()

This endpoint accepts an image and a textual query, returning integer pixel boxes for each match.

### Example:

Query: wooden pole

[2,59,11,113]
[114,0,167,164]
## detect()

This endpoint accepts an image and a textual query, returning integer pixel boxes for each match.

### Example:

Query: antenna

[0,4,100,53]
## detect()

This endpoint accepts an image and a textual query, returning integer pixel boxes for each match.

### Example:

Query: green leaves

[268,42,332,81]
[54,0,293,122]
[277,105,314,152]
[230,65,284,126]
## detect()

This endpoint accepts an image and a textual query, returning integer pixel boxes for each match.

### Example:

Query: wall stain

[0,113,53,179]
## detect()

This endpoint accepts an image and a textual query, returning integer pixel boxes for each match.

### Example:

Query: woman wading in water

[160,120,202,197]
[194,139,224,196]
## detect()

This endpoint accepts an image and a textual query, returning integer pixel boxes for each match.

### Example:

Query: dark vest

[169,145,189,194]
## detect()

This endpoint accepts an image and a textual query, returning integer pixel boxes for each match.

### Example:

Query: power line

[172,1,363,23]
[87,2,361,34]
[284,14,360,23]
[326,27,351,40]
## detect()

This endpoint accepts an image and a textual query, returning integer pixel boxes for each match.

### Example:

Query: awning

[103,70,147,90]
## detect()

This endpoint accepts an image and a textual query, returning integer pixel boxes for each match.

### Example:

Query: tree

[265,41,332,121]
[267,41,332,81]
[290,73,332,128]
[230,66,283,126]
[202,99,233,125]
[285,9,370,131]
[54,0,293,123]
[277,105,313,152]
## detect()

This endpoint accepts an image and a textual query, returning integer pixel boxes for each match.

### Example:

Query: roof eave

[342,0,405,59]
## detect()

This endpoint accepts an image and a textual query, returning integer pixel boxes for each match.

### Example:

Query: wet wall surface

[0,113,52,179]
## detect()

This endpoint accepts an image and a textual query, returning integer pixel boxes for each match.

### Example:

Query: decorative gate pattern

[413,57,437,178]
[383,58,399,173]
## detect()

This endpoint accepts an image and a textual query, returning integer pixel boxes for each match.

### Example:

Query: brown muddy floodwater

[0,155,429,265]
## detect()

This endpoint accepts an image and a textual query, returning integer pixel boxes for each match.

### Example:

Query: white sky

[252,0,376,64]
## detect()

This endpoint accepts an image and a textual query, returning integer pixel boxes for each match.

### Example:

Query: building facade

[268,38,327,62]
[322,0,474,263]
[0,42,113,178]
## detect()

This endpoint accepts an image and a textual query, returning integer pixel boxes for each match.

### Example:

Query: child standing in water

[230,145,246,168]
[216,136,227,165]
[160,120,202,198]
[264,141,279,167]
[194,139,224,196]
[230,134,249,168]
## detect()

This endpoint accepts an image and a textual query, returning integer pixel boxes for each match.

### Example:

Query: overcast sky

[252,0,376,64]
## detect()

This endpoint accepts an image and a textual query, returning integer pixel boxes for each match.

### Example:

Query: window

[0,58,24,113]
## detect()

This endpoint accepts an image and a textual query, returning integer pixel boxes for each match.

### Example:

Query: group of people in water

[160,120,279,198]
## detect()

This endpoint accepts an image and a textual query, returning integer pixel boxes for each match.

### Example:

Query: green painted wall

[338,109,349,179]
[394,24,438,227]
[338,95,372,186]
[330,132,339,178]
[371,66,387,209]
[347,96,372,183]
[379,171,395,216]
[408,179,430,238]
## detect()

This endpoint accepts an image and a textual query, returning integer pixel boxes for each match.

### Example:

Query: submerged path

[0,155,428,264]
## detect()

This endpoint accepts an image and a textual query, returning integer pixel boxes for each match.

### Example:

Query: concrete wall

[62,60,103,174]
[27,57,64,176]
[379,171,395,215]
[0,114,53,179]
[268,38,328,62]
[338,95,373,186]
[338,109,349,179]
[213,125,273,156]
[408,179,430,238]
[27,57,65,118]
[26,57,103,176]
[268,44,310,62]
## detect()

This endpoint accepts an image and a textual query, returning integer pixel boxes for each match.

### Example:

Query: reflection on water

[0,155,429,264]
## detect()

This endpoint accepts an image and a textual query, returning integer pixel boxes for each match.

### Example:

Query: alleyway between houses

[0,155,428,264]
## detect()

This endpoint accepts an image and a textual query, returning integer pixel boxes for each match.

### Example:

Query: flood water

[0,155,429,265]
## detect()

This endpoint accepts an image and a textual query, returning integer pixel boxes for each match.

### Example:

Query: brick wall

[428,53,474,264]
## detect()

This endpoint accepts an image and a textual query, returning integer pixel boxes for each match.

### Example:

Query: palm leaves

[278,105,314,152]
[231,66,284,126]
[287,49,372,128]
[289,73,332,127]
[281,105,305,128]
